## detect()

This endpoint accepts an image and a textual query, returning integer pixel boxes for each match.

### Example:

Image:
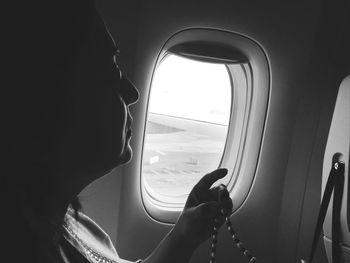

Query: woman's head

[9,0,139,181]
[53,5,140,179]
[6,0,139,261]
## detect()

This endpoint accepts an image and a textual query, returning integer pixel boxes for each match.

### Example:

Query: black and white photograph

[4,0,349,262]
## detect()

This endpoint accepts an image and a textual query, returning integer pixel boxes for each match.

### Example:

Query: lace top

[60,207,142,263]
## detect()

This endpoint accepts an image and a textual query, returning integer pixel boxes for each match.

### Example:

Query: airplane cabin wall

[79,0,350,262]
[282,1,350,261]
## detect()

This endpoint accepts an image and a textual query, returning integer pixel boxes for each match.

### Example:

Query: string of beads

[210,209,257,263]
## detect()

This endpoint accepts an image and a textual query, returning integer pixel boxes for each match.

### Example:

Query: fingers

[209,184,232,212]
[218,185,233,214]
[193,168,228,193]
[192,202,226,229]
[218,184,227,203]
[192,201,221,220]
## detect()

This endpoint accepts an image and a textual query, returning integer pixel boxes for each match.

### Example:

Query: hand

[172,168,233,247]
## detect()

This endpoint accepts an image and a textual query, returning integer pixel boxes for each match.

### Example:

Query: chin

[119,143,133,165]
[109,138,133,170]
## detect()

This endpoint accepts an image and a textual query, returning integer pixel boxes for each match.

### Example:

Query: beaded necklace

[210,209,257,263]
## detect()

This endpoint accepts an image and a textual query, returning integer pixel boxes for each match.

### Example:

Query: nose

[120,75,140,106]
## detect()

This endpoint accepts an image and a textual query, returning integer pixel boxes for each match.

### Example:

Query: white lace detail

[63,222,117,263]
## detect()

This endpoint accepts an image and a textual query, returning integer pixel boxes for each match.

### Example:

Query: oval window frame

[141,28,270,223]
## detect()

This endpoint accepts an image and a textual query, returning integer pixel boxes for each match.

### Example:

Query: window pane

[143,55,231,197]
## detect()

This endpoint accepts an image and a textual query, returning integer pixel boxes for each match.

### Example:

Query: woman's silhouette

[5,0,232,262]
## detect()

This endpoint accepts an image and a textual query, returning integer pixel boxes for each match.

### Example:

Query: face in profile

[60,12,139,177]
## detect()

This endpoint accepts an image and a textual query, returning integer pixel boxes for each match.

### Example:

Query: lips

[124,107,134,140]
[126,111,133,137]
[126,118,132,138]
[126,128,132,137]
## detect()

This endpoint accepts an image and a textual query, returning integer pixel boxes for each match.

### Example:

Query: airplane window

[141,29,269,223]
[142,54,231,197]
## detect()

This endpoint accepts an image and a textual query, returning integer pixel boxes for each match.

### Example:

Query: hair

[5,0,97,262]
[8,0,95,163]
